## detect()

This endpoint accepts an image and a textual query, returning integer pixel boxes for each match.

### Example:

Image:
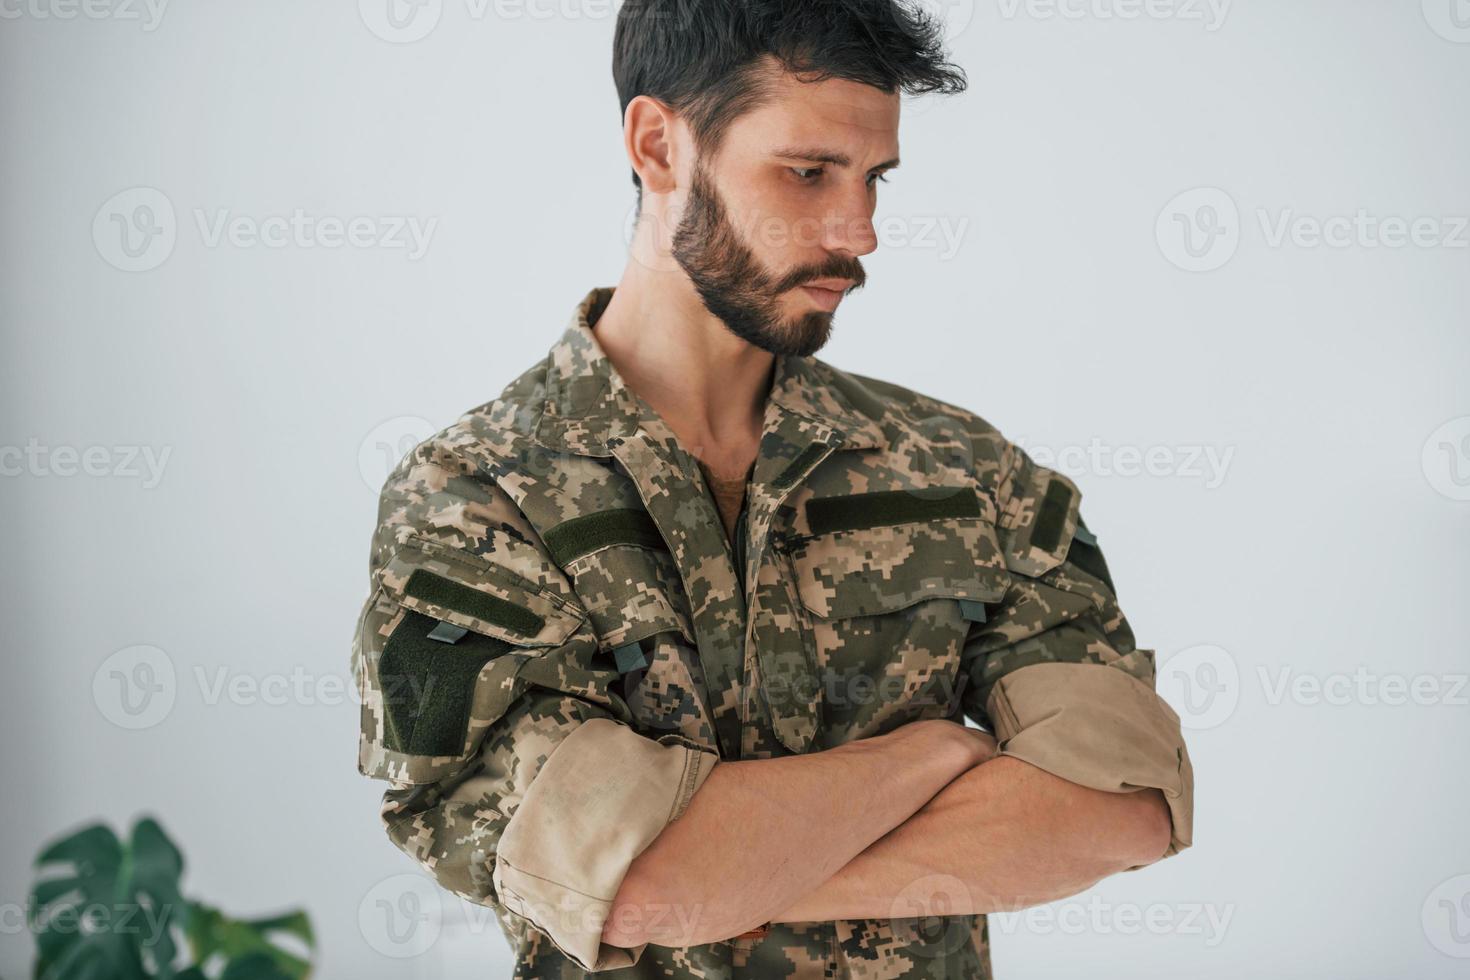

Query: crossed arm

[600,718,1173,949]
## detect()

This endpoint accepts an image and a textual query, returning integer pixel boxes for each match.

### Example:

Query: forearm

[602,719,987,947]
[771,756,1173,923]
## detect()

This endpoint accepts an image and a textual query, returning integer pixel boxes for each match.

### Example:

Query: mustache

[773,257,868,295]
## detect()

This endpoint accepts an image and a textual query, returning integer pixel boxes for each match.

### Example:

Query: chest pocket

[546,509,713,746]
[562,537,696,653]
[778,496,1012,748]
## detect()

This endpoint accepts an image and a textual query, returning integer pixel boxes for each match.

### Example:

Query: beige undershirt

[697,460,754,543]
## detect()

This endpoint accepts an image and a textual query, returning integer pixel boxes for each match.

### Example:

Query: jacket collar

[533,287,888,457]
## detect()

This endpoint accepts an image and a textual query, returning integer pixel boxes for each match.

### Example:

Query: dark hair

[612,0,967,199]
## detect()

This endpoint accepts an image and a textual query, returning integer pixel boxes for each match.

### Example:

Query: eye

[867,172,891,187]
[790,166,824,183]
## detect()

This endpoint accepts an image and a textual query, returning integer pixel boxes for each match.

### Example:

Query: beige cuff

[492,718,719,972]
[987,661,1194,859]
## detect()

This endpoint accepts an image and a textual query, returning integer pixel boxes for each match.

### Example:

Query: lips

[800,284,847,312]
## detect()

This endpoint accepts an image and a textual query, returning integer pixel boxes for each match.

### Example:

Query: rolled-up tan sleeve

[491,717,719,972]
[987,660,1193,860]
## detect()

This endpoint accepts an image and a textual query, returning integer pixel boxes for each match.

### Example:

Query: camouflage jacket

[351,286,1194,979]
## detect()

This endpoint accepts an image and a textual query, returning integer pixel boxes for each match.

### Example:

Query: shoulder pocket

[379,536,584,647]
[358,537,588,785]
[997,458,1083,578]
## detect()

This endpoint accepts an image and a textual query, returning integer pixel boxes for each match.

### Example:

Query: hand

[954,724,999,768]
[905,718,998,770]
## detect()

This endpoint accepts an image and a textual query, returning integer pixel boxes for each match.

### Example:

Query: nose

[817,184,879,258]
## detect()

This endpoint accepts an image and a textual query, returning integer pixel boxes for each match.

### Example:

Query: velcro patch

[543,509,666,565]
[1031,479,1075,556]
[404,569,544,638]
[806,487,983,536]
[379,610,513,757]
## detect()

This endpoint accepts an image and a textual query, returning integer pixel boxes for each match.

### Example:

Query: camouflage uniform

[351,286,1194,978]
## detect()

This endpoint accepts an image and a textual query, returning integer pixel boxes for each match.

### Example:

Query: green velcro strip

[806,487,982,536]
[612,641,649,675]
[773,443,829,490]
[379,610,513,757]
[1031,479,1075,556]
[404,569,544,638]
[957,599,988,623]
[542,509,666,565]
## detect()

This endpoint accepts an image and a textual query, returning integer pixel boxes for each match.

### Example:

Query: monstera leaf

[28,818,314,980]
[29,818,186,980]
[184,906,312,980]
[174,952,297,980]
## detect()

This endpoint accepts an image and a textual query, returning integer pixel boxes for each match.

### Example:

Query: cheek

[759,189,830,254]
[719,174,831,279]
[722,175,817,250]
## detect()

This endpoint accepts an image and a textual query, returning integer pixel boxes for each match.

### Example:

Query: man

[351,1,1194,976]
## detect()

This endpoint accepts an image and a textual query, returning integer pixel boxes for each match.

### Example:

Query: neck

[593,258,775,472]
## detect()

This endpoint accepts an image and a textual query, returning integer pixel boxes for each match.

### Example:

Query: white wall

[2,1,1467,977]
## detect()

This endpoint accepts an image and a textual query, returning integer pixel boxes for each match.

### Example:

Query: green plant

[28,817,313,980]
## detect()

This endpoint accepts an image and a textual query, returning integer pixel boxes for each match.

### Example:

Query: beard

[670,160,865,358]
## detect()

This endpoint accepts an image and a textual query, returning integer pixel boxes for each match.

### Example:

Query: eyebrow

[771,146,901,172]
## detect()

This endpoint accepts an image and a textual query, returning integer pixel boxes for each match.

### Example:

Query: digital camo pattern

[350,287,1156,978]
